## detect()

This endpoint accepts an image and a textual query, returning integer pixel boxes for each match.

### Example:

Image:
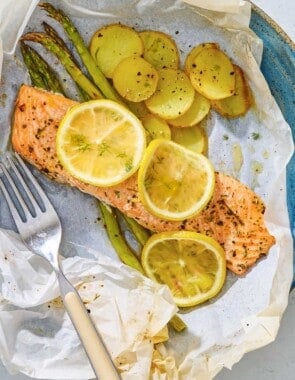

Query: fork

[0,153,120,380]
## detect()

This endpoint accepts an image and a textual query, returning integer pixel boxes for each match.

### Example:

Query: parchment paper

[0,1,294,379]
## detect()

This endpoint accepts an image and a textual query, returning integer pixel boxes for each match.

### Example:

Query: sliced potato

[141,113,171,143]
[168,91,210,127]
[145,68,195,120]
[89,23,143,78]
[190,46,235,100]
[170,125,207,154]
[113,56,159,102]
[185,42,219,75]
[140,30,179,70]
[211,65,253,118]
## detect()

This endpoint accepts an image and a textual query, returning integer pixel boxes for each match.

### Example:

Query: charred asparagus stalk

[42,21,74,57]
[39,2,121,102]
[42,21,91,101]
[20,42,46,89]
[21,32,103,100]
[20,42,64,94]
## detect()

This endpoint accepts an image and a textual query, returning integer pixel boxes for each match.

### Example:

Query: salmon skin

[12,85,276,275]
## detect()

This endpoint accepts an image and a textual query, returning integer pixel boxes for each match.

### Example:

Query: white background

[254,0,294,39]
[0,0,294,379]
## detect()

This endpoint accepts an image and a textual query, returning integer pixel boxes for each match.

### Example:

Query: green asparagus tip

[39,2,65,22]
[21,32,103,100]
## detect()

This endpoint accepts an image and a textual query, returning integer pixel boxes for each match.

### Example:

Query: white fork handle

[57,272,120,380]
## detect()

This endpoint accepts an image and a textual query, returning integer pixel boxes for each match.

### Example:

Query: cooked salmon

[11,85,276,274]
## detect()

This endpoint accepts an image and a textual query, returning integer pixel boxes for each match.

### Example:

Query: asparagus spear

[20,42,47,90]
[21,42,66,95]
[42,22,91,101]
[21,32,103,100]
[99,203,144,274]
[120,213,150,247]
[39,2,121,103]
[42,21,74,57]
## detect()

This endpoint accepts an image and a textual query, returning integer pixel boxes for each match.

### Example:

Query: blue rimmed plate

[250,4,295,286]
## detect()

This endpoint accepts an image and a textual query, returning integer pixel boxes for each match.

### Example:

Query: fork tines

[0,153,50,223]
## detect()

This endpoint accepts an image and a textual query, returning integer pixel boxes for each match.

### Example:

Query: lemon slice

[167,91,211,128]
[141,231,226,307]
[184,42,219,75]
[56,99,146,186]
[138,139,215,221]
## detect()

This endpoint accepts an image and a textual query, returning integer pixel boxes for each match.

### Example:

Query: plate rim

[250,2,295,286]
[251,2,295,48]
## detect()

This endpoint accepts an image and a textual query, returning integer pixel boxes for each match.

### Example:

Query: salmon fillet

[11,85,276,274]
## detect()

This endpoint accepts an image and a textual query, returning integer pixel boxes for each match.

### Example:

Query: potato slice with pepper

[168,91,210,127]
[140,30,180,70]
[185,42,219,75]
[113,56,159,102]
[141,113,171,143]
[189,46,235,100]
[89,23,143,78]
[145,68,194,119]
[211,65,253,118]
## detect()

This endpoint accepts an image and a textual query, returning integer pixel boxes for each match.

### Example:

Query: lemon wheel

[56,99,146,187]
[141,231,226,307]
[138,139,215,221]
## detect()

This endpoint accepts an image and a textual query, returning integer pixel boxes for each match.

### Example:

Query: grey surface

[217,289,295,379]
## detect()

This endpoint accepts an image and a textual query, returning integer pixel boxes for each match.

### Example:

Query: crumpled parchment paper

[0,0,294,379]
[0,0,39,55]
[0,230,177,379]
[184,0,248,13]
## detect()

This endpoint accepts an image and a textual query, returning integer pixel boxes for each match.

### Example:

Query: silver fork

[0,153,120,380]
